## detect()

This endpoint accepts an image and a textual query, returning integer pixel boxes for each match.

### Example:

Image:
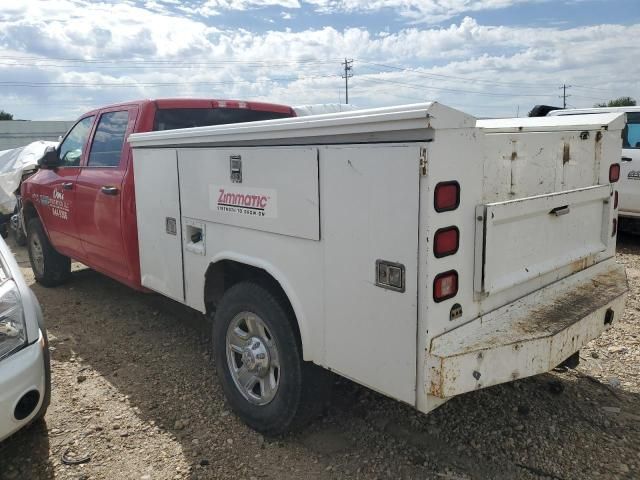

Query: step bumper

[427,261,628,399]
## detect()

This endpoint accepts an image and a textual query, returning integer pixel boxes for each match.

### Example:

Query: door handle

[550,205,570,217]
[622,156,633,162]
[62,182,73,190]
[101,186,119,196]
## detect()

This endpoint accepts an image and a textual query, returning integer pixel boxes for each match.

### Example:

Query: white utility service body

[129,103,627,417]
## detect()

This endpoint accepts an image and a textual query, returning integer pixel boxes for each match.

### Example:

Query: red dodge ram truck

[21,98,295,289]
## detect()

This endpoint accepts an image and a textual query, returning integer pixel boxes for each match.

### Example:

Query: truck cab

[21,99,295,289]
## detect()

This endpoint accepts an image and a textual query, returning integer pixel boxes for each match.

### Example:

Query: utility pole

[341,58,353,104]
[559,84,572,109]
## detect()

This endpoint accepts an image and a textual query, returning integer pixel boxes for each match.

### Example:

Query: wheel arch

[22,200,49,239]
[204,253,311,359]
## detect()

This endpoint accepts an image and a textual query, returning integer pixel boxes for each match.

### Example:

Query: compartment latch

[230,155,242,183]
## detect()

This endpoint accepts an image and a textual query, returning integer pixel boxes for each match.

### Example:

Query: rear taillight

[433,270,458,302]
[434,226,459,258]
[609,163,620,183]
[434,181,460,212]
[614,191,619,209]
[612,218,617,237]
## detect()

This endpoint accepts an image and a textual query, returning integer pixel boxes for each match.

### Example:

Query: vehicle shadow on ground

[0,421,53,479]
[6,247,640,479]
[616,231,640,255]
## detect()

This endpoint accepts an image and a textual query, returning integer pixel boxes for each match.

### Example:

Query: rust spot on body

[563,143,570,164]
[570,257,588,273]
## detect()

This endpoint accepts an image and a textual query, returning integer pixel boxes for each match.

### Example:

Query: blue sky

[0,0,638,120]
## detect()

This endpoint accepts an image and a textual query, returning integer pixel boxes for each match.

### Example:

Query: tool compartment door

[178,147,319,240]
[475,184,612,295]
[322,144,420,405]
[133,148,185,302]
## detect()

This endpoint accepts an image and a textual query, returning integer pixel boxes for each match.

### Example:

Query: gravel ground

[0,234,638,480]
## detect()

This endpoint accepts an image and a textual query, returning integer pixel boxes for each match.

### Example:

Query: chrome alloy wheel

[226,312,280,405]
[29,235,45,276]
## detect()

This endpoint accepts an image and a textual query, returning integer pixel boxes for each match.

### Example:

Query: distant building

[0,120,74,150]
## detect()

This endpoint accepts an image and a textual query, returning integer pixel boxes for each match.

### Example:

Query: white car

[548,106,640,230]
[0,236,50,442]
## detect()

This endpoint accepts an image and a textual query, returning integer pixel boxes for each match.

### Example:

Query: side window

[58,116,95,167]
[624,113,640,149]
[88,111,130,167]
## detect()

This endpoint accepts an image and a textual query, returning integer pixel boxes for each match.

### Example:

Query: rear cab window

[153,108,292,131]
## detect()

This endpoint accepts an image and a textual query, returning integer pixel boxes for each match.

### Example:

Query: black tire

[27,217,71,287]
[213,281,331,435]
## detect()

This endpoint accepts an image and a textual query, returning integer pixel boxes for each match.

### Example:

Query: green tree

[594,96,636,108]
[0,110,13,120]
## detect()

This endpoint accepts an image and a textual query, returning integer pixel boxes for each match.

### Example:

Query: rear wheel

[213,281,331,435]
[27,218,71,287]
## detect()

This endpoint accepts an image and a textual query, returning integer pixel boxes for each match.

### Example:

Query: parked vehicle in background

[548,106,640,231]
[0,142,57,245]
[125,104,627,434]
[0,236,50,442]
[20,98,296,289]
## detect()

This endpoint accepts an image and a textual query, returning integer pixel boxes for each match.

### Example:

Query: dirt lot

[0,235,639,480]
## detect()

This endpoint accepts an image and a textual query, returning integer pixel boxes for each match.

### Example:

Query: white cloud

[187,0,301,16]
[305,0,549,23]
[0,1,637,120]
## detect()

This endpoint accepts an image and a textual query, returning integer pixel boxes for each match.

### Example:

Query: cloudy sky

[0,0,638,120]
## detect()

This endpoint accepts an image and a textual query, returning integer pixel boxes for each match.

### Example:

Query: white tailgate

[133,148,184,302]
[178,147,319,240]
[475,185,612,295]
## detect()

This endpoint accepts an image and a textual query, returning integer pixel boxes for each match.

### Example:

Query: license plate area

[474,185,612,295]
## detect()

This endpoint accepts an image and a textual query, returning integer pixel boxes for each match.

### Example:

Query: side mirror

[38,146,60,169]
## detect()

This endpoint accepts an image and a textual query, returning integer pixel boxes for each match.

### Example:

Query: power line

[571,84,621,93]
[570,93,611,101]
[357,76,553,98]
[0,55,341,66]
[357,60,559,89]
[1,54,625,95]
[0,62,228,70]
[0,73,339,88]
[358,60,622,99]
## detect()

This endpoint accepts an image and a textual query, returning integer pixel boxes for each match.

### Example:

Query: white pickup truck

[548,106,640,232]
[129,103,627,435]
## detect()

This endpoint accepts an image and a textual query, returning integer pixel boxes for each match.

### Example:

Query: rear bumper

[426,260,627,400]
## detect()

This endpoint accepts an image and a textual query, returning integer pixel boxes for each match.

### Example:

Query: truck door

[75,106,138,283]
[619,112,640,216]
[35,115,95,256]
